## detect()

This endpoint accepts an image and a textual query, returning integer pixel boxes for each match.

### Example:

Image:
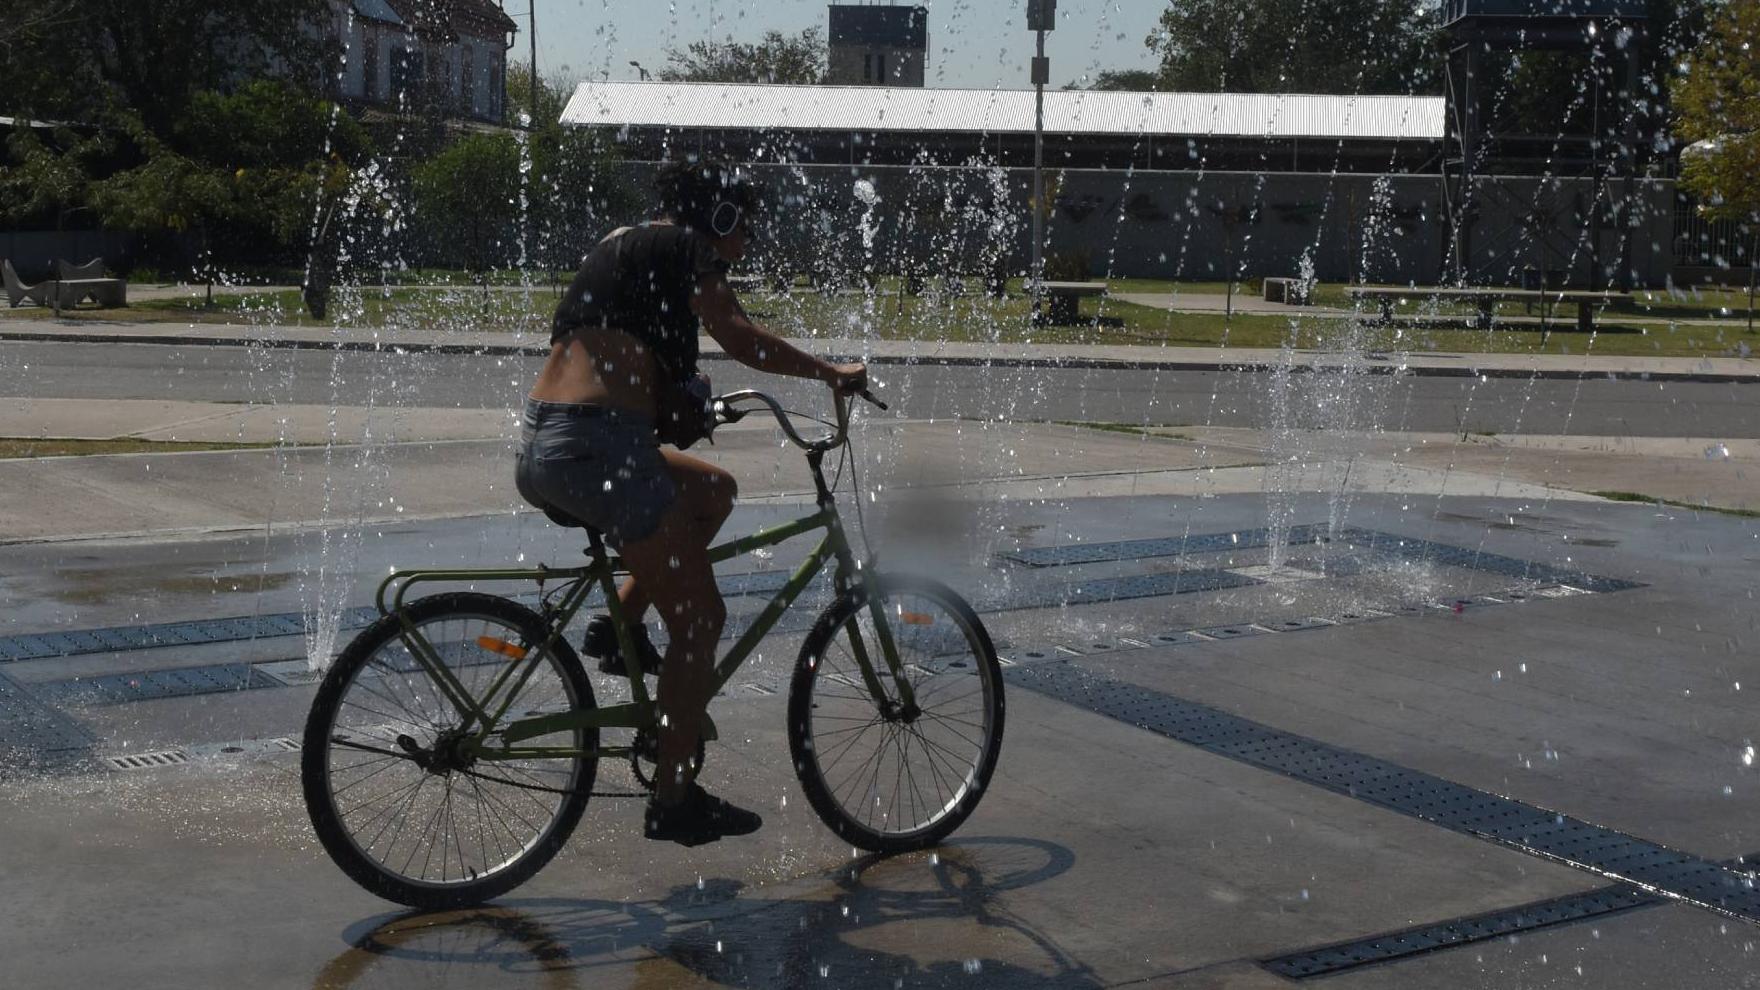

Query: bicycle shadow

[313,836,1098,989]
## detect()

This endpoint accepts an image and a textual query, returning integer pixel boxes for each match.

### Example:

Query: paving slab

[0,648,1600,989]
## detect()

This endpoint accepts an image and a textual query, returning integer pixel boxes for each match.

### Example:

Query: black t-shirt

[550,223,728,381]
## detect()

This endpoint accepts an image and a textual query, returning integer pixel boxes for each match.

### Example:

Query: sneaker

[643,783,763,846]
[582,614,664,677]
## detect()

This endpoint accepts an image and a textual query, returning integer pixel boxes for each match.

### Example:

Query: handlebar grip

[858,388,888,411]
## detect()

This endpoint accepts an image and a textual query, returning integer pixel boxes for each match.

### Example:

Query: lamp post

[1026,0,1054,319]
[629,60,650,81]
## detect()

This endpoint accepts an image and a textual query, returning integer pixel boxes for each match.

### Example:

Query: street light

[629,60,650,81]
[1026,0,1054,317]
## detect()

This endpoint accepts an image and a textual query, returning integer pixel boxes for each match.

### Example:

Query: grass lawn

[6,278,1754,358]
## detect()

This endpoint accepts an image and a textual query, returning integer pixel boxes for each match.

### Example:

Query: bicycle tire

[302,592,596,908]
[788,575,1005,853]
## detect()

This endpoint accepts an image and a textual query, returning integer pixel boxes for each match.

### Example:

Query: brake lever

[857,388,888,411]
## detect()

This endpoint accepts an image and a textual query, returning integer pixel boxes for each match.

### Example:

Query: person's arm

[692,274,866,392]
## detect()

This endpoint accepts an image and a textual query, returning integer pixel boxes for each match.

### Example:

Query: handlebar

[712,386,885,452]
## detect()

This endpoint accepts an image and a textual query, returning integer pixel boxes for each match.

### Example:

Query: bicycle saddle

[539,504,602,540]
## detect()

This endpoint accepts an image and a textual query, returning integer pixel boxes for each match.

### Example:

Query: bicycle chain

[456,765,650,799]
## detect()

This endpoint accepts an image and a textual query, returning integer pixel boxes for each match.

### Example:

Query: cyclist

[516,159,867,846]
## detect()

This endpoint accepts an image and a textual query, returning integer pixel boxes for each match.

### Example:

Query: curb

[5,328,1758,383]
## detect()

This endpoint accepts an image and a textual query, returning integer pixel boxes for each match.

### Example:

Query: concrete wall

[613,162,1676,287]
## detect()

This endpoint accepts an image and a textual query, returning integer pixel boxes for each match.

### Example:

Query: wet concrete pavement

[3,491,1758,988]
[4,325,1760,986]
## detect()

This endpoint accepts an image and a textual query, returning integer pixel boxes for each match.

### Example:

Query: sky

[518,0,1165,93]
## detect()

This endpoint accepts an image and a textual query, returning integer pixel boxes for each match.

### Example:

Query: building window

[390,47,424,99]
[363,36,379,100]
[461,45,475,114]
[863,54,872,82]
[877,53,886,82]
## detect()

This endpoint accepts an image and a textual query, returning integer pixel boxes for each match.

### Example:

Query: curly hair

[654,158,758,235]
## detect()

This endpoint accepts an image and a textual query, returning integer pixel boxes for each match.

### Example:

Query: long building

[560,81,1678,287]
[561,81,1445,173]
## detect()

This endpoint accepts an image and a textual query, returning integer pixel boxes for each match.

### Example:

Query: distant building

[826,5,927,87]
[329,0,516,124]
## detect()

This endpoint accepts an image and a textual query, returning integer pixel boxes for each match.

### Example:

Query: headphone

[710,200,743,237]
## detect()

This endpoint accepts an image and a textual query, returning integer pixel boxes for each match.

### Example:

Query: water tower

[1440,0,1650,288]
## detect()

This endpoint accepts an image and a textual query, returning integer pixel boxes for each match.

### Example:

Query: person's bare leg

[612,450,737,634]
[614,451,737,802]
[618,511,724,805]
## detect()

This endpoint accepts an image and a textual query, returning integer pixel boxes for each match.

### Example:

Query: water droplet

[963,959,983,975]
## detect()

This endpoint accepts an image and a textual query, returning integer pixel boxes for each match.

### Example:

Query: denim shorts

[514,398,677,545]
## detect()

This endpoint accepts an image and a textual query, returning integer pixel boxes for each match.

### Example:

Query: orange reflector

[900,612,934,626]
[475,636,526,661]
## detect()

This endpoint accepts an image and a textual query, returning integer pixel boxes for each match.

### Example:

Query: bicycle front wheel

[788,576,1005,852]
[302,592,596,909]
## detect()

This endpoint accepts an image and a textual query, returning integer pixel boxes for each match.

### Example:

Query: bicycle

[301,388,1006,909]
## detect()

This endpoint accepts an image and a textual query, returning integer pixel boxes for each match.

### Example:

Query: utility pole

[1027,0,1054,319]
[528,2,538,124]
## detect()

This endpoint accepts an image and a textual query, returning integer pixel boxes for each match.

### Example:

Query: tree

[1086,69,1160,91]
[412,133,523,276]
[1673,0,1760,221]
[503,62,641,270]
[0,0,334,135]
[1147,0,1438,94]
[660,28,826,84]
[0,125,109,232]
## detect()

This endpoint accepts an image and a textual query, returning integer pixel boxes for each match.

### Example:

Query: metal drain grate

[0,670,94,756]
[103,749,191,771]
[1007,661,1760,926]
[0,570,807,666]
[971,568,1262,612]
[1262,885,1654,978]
[33,663,278,707]
[998,525,1643,595]
[1001,525,1332,567]
[1263,845,1760,978]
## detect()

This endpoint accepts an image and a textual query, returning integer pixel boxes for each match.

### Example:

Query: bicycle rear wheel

[302,592,596,908]
[788,576,1005,852]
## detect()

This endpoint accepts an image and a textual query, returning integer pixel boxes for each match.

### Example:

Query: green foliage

[1148,0,1438,94]
[1084,69,1160,92]
[411,133,523,275]
[85,127,235,237]
[505,61,571,129]
[0,0,334,133]
[463,63,640,272]
[0,125,109,227]
[1674,0,1760,220]
[661,28,827,84]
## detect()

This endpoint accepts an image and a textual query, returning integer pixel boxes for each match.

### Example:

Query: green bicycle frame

[369,497,917,765]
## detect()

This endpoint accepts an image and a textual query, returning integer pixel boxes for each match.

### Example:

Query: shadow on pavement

[312,837,1093,989]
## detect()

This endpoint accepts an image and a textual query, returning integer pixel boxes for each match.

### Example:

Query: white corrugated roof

[560,81,1443,141]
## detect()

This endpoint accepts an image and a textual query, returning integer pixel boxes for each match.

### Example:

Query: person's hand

[825,361,867,396]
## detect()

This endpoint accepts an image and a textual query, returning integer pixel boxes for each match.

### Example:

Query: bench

[1027,280,1108,325]
[53,278,128,309]
[1346,286,1631,333]
[1262,277,1311,305]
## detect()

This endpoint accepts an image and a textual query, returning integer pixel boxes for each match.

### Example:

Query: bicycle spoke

[799,587,998,842]
[313,600,596,896]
